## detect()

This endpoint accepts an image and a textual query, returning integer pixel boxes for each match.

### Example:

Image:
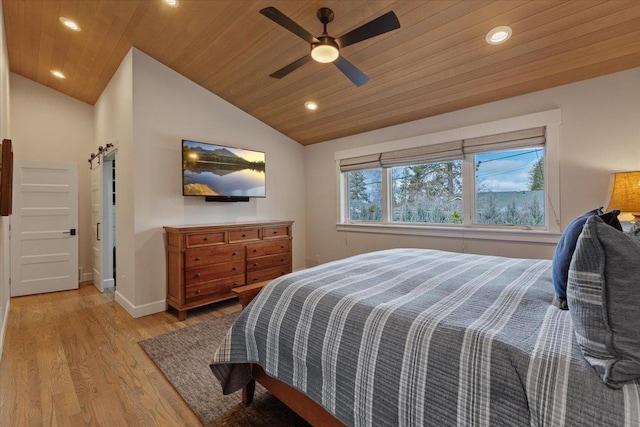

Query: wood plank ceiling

[3,0,640,145]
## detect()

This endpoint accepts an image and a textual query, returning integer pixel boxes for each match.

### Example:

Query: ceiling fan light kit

[260,6,400,86]
[311,37,339,63]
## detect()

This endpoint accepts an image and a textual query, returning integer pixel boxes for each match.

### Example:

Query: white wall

[304,68,640,265]
[95,48,306,317]
[9,74,95,280]
[94,50,135,309]
[0,1,10,361]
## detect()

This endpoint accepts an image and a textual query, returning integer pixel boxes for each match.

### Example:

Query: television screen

[182,140,266,198]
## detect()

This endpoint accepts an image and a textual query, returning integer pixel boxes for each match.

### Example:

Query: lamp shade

[605,171,640,221]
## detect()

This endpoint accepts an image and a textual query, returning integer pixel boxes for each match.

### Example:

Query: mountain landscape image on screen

[182,140,266,197]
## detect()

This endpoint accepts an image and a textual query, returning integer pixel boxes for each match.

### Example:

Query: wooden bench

[231,280,270,309]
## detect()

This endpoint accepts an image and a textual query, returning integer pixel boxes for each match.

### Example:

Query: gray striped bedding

[210,248,640,426]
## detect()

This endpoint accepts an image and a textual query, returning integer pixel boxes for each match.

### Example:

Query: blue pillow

[552,208,621,309]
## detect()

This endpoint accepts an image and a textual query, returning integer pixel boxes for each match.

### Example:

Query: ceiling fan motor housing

[317,8,335,25]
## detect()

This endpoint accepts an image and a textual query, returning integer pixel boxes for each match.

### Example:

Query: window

[344,149,544,228]
[391,161,462,224]
[346,169,382,222]
[337,110,561,241]
[474,148,545,226]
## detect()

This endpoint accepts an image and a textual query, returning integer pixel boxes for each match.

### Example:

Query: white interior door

[11,160,79,296]
[91,159,104,291]
[100,156,115,290]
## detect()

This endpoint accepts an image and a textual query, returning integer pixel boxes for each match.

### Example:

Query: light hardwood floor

[0,282,241,426]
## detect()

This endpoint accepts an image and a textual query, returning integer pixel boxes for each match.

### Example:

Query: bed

[210,248,640,426]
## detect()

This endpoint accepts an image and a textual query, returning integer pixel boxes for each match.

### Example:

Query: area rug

[139,313,308,426]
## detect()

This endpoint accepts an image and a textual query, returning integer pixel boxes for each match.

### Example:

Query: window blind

[339,127,545,171]
[339,154,381,172]
[379,140,463,168]
[463,127,545,154]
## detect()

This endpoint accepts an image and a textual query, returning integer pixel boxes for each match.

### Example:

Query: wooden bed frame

[243,366,344,427]
[233,281,344,426]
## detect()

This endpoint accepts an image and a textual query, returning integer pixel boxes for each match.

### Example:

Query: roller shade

[339,154,381,172]
[463,127,545,155]
[379,140,463,168]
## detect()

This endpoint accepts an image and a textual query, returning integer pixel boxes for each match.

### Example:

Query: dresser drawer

[184,245,244,268]
[246,239,291,259]
[247,266,290,284]
[263,226,290,239]
[185,274,244,303]
[186,231,226,248]
[246,253,291,272]
[229,228,260,243]
[185,260,245,285]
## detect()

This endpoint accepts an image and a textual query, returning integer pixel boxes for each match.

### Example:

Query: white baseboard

[102,278,115,290]
[114,291,166,318]
[0,299,10,364]
[81,272,93,282]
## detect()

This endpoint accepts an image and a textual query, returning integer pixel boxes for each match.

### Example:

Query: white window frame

[336,110,562,244]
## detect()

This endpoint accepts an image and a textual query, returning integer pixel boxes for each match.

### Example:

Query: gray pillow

[567,216,640,388]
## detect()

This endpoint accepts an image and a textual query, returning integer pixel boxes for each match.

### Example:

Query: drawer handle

[232,252,237,256]
[195,257,201,261]
[196,290,201,294]
[280,258,284,261]
[253,278,259,282]
[280,245,285,249]
[203,237,209,241]
[253,263,258,267]
[253,249,257,253]
[242,234,247,237]
[195,273,201,277]
[273,231,278,234]
[232,267,238,271]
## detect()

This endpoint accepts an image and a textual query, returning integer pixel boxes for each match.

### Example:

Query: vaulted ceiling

[3,0,640,145]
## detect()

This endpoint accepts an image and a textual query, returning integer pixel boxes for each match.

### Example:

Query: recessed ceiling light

[164,0,179,7]
[485,26,512,45]
[59,17,80,31]
[304,101,318,110]
[51,70,66,79]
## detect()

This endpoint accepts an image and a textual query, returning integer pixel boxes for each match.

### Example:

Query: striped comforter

[210,248,640,426]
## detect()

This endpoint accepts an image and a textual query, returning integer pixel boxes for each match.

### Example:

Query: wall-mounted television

[182,140,266,202]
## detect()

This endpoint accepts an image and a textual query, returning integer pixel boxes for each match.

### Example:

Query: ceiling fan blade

[260,7,318,44]
[333,56,369,87]
[269,55,313,79]
[336,11,400,48]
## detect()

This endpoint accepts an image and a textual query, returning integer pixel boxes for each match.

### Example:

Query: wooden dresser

[164,220,293,320]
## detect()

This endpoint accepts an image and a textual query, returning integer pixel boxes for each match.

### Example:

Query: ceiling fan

[259,6,400,87]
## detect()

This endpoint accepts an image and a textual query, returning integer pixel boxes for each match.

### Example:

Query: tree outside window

[346,169,382,222]
[391,161,462,224]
